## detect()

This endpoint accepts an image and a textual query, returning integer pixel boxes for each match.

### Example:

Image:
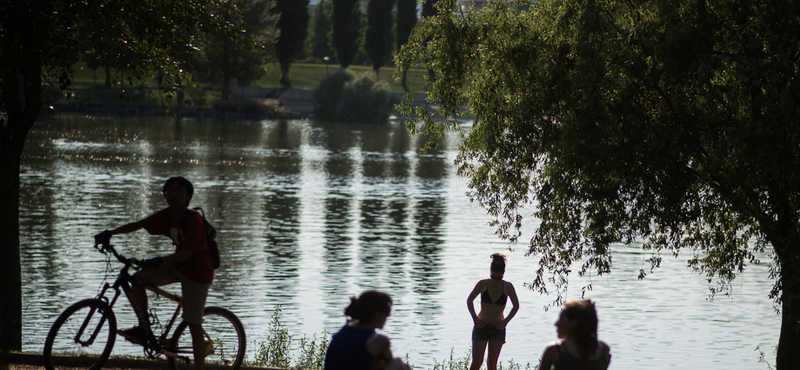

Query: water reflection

[19,114,782,370]
[261,120,303,309]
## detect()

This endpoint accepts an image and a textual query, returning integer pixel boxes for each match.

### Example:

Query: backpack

[183,207,221,269]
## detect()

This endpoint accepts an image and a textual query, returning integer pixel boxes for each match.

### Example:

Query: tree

[273,0,310,86]
[395,0,417,91]
[421,0,439,17]
[0,0,244,351]
[365,0,394,76]
[397,1,800,369]
[396,0,417,49]
[196,0,278,100]
[309,0,336,62]
[332,0,362,68]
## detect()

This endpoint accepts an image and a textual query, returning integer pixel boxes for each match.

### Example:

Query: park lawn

[256,62,429,93]
[59,62,428,109]
[70,62,428,93]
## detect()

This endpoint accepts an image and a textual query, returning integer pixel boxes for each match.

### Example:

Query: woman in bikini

[538,300,611,370]
[466,253,520,370]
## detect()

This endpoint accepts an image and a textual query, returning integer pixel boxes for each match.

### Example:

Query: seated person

[539,300,611,370]
[323,290,410,370]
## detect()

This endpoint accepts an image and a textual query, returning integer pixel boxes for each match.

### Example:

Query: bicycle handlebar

[94,242,142,268]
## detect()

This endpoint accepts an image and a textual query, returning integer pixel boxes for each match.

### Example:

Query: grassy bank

[57,62,426,111]
[254,63,429,93]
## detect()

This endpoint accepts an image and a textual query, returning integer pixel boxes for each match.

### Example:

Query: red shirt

[140,208,214,284]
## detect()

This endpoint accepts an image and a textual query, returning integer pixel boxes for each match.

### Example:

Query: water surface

[21,114,779,369]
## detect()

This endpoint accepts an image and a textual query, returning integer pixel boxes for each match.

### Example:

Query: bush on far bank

[314,69,393,124]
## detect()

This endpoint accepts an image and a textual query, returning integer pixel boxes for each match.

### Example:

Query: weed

[253,306,292,368]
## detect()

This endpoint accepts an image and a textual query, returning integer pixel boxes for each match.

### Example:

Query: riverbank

[50,88,429,121]
[0,352,283,370]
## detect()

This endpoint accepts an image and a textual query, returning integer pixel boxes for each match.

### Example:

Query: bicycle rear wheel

[43,299,117,370]
[168,306,246,370]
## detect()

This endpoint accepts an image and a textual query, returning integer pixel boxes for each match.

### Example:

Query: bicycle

[43,241,246,370]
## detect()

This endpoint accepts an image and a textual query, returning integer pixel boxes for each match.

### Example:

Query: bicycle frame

[94,243,187,359]
[45,241,247,370]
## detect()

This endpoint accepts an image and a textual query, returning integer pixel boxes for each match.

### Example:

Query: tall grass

[431,348,537,370]
[250,307,537,370]
[252,306,329,370]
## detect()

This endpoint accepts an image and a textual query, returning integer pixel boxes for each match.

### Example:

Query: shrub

[294,332,330,369]
[335,73,392,124]
[314,69,392,123]
[253,306,293,368]
[314,68,355,121]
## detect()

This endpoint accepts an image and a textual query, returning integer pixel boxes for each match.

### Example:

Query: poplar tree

[395,0,417,91]
[309,0,335,62]
[273,0,310,86]
[421,0,439,17]
[365,0,394,76]
[332,0,362,68]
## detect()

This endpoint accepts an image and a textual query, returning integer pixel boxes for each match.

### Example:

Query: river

[20,113,779,369]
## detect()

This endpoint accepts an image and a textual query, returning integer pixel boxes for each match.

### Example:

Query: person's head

[489,253,506,279]
[162,176,194,208]
[555,300,599,358]
[344,290,393,329]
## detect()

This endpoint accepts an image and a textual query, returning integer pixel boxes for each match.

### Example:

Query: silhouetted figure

[539,300,611,370]
[94,176,214,370]
[323,290,410,370]
[467,253,520,370]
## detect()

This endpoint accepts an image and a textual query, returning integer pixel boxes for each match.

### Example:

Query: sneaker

[117,326,149,345]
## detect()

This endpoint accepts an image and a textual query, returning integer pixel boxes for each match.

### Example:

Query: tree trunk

[279,62,291,88]
[105,66,111,88]
[0,136,23,352]
[777,240,800,370]
[221,37,231,101]
[0,54,42,352]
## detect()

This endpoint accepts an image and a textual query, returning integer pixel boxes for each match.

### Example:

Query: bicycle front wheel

[43,298,117,370]
[168,306,246,370]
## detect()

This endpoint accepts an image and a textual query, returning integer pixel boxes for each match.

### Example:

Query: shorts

[472,324,506,343]
[135,262,210,325]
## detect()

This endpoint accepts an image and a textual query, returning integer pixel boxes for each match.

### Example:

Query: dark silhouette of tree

[365,0,394,76]
[332,0,362,68]
[421,0,439,17]
[309,0,336,62]
[0,0,248,351]
[196,0,278,100]
[398,1,800,369]
[273,0,310,86]
[395,0,417,91]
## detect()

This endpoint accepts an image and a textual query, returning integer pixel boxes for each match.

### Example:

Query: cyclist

[94,176,213,370]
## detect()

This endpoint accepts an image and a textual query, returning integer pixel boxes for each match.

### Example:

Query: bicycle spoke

[44,299,116,370]
[168,307,246,370]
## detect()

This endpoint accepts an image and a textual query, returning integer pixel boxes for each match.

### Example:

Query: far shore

[48,88,429,122]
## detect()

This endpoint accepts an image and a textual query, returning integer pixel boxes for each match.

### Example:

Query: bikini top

[481,280,507,305]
